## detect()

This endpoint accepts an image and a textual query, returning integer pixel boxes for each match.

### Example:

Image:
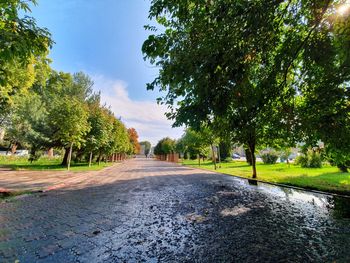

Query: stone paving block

[0,158,350,262]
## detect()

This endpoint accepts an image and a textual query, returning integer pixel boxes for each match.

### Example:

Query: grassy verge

[0,190,34,201]
[0,156,114,171]
[182,159,350,195]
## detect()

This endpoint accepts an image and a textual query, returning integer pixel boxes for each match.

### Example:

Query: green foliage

[48,97,90,148]
[219,140,232,160]
[0,1,139,169]
[140,141,151,155]
[154,137,176,155]
[260,151,279,165]
[295,150,323,168]
[28,150,42,163]
[85,103,111,154]
[0,0,53,62]
[0,0,52,112]
[295,155,308,168]
[223,157,232,163]
[143,0,350,177]
[178,129,211,158]
[279,147,293,163]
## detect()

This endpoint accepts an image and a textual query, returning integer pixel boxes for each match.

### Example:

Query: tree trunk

[198,154,201,166]
[98,152,101,166]
[6,142,11,155]
[48,148,54,158]
[245,148,253,165]
[89,151,93,167]
[217,145,221,168]
[11,143,17,154]
[211,144,217,170]
[248,142,257,179]
[61,147,70,166]
[67,142,73,171]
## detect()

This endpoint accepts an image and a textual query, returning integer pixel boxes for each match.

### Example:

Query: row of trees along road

[139,141,152,156]
[0,1,141,169]
[143,0,350,177]
[153,137,176,159]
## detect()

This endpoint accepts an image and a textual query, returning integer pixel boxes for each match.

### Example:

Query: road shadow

[1,169,350,262]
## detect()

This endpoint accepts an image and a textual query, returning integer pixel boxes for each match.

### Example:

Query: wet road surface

[1,158,350,262]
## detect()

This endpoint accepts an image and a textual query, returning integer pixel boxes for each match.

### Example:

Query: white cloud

[92,75,184,146]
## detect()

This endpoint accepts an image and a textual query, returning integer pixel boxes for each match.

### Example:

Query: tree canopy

[143,0,350,176]
[154,137,176,156]
[128,128,141,154]
[140,141,152,155]
[0,0,52,114]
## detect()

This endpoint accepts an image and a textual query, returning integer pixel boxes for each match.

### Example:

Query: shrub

[295,150,322,168]
[224,157,232,163]
[295,155,308,167]
[28,151,42,163]
[261,152,279,164]
[309,152,322,168]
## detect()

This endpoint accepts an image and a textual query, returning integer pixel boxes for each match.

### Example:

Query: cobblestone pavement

[1,158,350,262]
[0,164,122,192]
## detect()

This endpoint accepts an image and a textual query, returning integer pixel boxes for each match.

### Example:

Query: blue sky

[30,0,183,144]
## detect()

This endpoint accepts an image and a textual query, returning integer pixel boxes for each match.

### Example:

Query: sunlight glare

[338,1,350,16]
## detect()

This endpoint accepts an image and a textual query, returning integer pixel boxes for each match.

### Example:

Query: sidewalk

[0,163,122,193]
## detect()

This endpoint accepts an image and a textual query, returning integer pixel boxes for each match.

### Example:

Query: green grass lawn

[183,159,350,195]
[0,156,114,171]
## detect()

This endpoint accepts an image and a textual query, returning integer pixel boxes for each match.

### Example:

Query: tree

[0,0,52,112]
[154,137,176,156]
[296,5,350,172]
[84,102,111,166]
[143,1,291,177]
[140,141,151,156]
[219,140,232,161]
[0,40,136,168]
[48,97,90,170]
[180,129,211,166]
[111,118,131,157]
[143,0,348,177]
[4,92,45,155]
[127,128,141,154]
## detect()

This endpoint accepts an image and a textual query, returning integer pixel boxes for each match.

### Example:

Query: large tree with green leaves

[140,141,152,156]
[143,0,350,177]
[48,97,90,169]
[154,137,176,156]
[0,0,52,114]
[84,102,111,166]
[178,128,211,166]
[296,3,350,172]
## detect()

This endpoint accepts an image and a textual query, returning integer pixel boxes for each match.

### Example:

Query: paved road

[1,158,350,262]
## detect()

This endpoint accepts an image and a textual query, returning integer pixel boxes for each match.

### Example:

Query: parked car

[232,153,240,159]
[15,150,29,156]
